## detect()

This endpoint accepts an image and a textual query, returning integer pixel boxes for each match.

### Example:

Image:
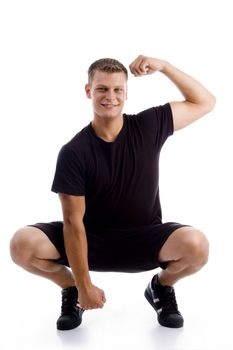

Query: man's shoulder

[57,124,91,162]
[64,123,91,149]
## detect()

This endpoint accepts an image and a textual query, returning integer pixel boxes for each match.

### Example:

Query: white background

[0,0,232,349]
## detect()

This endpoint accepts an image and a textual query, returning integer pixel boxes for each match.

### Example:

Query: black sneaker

[57,286,84,330]
[144,274,184,328]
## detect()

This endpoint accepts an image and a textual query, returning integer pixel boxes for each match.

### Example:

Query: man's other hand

[78,284,106,310]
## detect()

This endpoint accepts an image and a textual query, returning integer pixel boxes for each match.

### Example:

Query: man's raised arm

[129,55,216,131]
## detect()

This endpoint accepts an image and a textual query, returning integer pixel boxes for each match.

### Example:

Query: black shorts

[28,221,189,273]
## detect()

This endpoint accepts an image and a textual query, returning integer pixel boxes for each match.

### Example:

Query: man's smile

[101,103,119,108]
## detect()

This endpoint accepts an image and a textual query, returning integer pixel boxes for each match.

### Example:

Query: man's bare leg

[10,226,84,330]
[158,226,209,286]
[10,226,75,288]
[144,226,209,328]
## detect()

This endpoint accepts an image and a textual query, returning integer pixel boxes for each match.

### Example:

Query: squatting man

[10,55,216,330]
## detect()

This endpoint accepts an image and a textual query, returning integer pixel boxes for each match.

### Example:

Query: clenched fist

[78,284,106,310]
[129,55,165,77]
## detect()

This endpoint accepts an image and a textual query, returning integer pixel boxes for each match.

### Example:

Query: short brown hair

[88,58,128,83]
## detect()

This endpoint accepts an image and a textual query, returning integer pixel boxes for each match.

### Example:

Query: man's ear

[85,84,92,99]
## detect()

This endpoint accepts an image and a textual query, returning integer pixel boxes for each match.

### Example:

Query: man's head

[86,58,128,120]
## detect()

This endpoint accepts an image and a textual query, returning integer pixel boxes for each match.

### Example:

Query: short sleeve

[136,103,174,149]
[51,145,86,196]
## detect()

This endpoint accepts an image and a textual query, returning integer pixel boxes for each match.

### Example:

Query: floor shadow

[148,324,185,350]
[56,326,89,347]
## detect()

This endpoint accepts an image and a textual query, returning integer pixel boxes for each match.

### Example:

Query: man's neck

[91,115,124,142]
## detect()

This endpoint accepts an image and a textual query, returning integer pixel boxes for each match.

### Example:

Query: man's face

[85,71,127,120]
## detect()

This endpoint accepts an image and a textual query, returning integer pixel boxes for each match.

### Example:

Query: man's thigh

[11,225,61,260]
[158,226,208,263]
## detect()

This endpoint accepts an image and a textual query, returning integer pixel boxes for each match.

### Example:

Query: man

[10,55,216,330]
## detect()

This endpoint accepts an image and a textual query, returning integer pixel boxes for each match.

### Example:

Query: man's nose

[105,89,116,100]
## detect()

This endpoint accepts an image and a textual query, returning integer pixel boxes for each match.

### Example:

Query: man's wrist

[159,60,170,74]
[75,276,92,290]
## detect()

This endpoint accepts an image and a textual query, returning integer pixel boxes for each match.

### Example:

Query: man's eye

[97,88,107,92]
[115,89,123,93]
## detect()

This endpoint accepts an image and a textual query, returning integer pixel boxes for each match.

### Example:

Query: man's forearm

[63,221,91,289]
[63,220,106,310]
[161,61,215,110]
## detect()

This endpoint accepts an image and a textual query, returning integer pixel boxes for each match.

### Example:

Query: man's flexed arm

[129,55,216,131]
[59,193,106,310]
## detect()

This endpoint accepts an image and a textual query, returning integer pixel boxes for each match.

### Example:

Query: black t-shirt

[51,103,174,233]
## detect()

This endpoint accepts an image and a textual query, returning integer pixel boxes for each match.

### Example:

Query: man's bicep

[58,193,86,223]
[170,100,207,131]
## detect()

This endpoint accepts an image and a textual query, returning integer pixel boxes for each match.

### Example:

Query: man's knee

[183,229,209,268]
[10,227,35,266]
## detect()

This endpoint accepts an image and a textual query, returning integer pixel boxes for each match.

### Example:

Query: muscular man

[10,55,216,330]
